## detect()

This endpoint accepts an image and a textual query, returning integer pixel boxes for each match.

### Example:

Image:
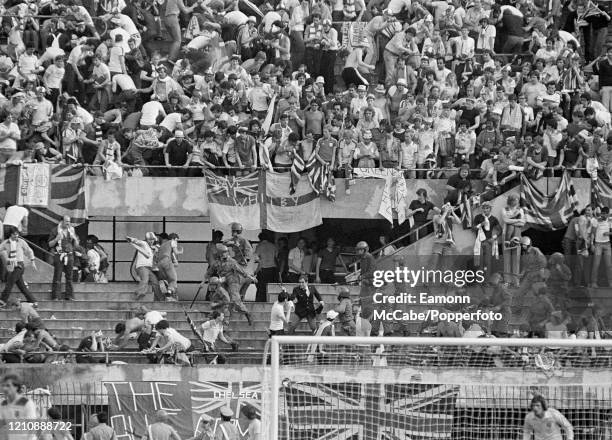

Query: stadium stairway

[387,184,522,260]
[0,282,359,357]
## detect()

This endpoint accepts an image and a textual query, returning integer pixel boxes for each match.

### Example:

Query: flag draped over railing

[0,164,87,234]
[591,177,612,209]
[205,170,323,233]
[520,173,578,230]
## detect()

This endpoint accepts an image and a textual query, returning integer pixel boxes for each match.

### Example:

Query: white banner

[352,168,408,225]
[17,163,50,207]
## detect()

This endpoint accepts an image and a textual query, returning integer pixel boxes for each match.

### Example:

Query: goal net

[262,336,612,440]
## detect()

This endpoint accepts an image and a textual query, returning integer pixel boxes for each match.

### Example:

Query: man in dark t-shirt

[316,238,340,284]
[164,130,192,176]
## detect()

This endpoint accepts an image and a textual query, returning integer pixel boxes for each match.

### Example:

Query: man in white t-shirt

[3,203,28,238]
[152,320,191,364]
[0,374,38,440]
[523,395,573,440]
[269,290,290,335]
[127,233,161,299]
[140,98,167,127]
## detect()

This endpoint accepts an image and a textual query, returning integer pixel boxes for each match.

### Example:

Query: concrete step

[21,282,139,293]
[0,300,272,311]
[0,316,274,330]
[0,300,274,312]
[0,310,211,320]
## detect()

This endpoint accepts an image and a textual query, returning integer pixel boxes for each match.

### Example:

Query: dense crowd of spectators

[0,0,609,181]
[2,0,612,366]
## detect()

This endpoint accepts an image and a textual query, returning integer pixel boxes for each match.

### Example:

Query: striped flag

[307,158,336,202]
[28,165,87,234]
[520,173,579,230]
[592,178,612,209]
[289,153,306,195]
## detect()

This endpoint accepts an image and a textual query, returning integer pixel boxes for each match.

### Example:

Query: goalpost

[263,336,612,440]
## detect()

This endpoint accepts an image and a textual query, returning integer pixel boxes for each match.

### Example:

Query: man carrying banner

[205,245,255,326]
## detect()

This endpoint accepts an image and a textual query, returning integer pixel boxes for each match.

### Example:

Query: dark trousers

[1,265,36,303]
[286,272,300,283]
[305,46,321,77]
[319,269,335,284]
[256,267,277,302]
[52,254,74,299]
[320,50,337,94]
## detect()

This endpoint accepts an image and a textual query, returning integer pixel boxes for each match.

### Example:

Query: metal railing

[10,349,264,364]
[22,237,55,264]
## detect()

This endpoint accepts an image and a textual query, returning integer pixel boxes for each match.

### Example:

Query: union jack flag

[520,173,578,230]
[28,165,87,234]
[205,170,260,206]
[190,381,262,439]
[592,177,612,210]
[282,382,459,440]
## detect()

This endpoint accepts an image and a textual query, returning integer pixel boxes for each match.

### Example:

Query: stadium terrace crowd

[0,210,611,367]
[1,0,612,366]
[0,0,608,180]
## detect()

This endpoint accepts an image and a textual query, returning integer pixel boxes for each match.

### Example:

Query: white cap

[316,76,325,84]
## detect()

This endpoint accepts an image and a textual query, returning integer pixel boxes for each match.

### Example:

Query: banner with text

[17,163,50,207]
[105,381,262,440]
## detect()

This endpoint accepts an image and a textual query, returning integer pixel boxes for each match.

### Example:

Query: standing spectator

[0,111,21,164]
[591,206,612,287]
[269,290,290,336]
[472,202,501,275]
[0,228,37,306]
[288,237,308,283]
[355,240,376,320]
[315,238,340,284]
[254,231,278,302]
[592,46,612,112]
[48,216,78,301]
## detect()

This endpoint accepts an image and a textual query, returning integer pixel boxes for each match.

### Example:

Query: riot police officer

[205,245,255,326]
